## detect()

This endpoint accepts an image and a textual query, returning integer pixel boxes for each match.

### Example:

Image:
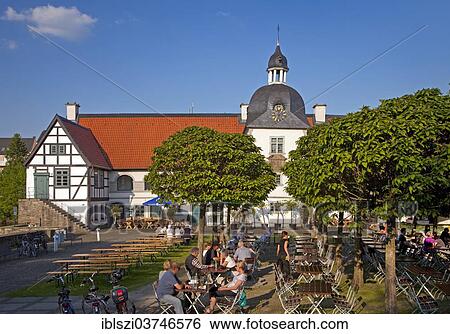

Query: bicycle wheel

[116,300,136,314]
[59,302,75,314]
[82,297,109,314]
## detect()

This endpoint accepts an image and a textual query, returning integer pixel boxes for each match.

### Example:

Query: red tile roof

[58,116,111,169]
[79,114,245,170]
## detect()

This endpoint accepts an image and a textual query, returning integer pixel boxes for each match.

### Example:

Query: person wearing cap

[204,241,220,266]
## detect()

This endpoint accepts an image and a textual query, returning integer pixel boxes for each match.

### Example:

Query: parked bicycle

[18,233,47,257]
[80,272,109,314]
[80,270,136,314]
[48,274,75,314]
[109,269,136,314]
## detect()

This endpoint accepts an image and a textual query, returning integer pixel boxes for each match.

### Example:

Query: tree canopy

[145,126,276,205]
[0,134,29,223]
[5,133,29,165]
[284,88,450,218]
[284,88,450,312]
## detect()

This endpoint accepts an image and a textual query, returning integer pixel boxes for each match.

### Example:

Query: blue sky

[0,0,449,137]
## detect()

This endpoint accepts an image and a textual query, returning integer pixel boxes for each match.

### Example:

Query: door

[34,173,49,199]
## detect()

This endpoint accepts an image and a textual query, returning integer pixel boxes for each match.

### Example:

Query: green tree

[0,134,29,224]
[285,88,450,313]
[0,162,26,223]
[5,134,29,164]
[145,126,276,259]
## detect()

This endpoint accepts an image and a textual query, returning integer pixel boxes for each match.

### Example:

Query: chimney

[240,103,249,122]
[66,102,80,122]
[313,104,326,124]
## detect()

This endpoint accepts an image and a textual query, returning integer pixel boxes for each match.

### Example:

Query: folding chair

[216,286,244,314]
[152,281,174,314]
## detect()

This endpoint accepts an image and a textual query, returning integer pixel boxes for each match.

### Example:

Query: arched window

[117,175,133,191]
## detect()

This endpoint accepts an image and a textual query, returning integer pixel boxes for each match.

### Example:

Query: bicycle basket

[111,286,128,304]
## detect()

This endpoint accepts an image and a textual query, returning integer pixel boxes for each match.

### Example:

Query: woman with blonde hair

[205,261,246,313]
[159,259,172,279]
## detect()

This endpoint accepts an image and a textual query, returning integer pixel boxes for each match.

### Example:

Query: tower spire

[276,24,280,46]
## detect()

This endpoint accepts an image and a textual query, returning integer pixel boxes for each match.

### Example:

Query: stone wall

[18,199,73,231]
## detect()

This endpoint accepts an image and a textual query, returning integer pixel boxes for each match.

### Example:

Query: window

[58,145,66,154]
[270,137,284,154]
[144,181,150,191]
[55,169,69,187]
[94,170,104,189]
[275,174,282,186]
[270,202,281,214]
[117,175,133,191]
[50,144,65,155]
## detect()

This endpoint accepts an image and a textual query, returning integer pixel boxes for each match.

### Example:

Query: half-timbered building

[22,41,340,228]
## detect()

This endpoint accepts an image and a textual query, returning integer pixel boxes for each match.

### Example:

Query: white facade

[25,119,109,225]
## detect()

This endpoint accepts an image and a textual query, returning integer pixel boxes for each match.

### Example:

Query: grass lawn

[4,245,192,298]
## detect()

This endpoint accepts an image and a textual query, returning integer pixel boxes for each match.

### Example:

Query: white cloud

[3,39,18,50]
[216,11,230,17]
[1,38,18,50]
[2,5,97,40]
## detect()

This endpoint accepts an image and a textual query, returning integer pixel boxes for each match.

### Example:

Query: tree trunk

[225,205,231,240]
[197,204,206,264]
[385,216,397,313]
[335,211,344,269]
[352,211,364,289]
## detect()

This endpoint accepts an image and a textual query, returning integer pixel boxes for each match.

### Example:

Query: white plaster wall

[26,167,35,198]
[246,128,307,157]
[109,170,157,206]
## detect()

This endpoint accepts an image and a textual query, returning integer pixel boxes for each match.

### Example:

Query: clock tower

[241,35,318,213]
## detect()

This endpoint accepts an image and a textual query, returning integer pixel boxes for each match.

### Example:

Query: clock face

[272,104,286,122]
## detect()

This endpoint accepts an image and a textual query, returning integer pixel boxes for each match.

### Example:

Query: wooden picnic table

[296,264,323,275]
[111,243,168,248]
[406,264,443,278]
[435,282,450,296]
[438,249,450,256]
[295,280,332,296]
[294,255,319,263]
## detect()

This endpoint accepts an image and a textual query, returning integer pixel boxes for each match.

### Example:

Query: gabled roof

[25,115,111,169]
[78,113,245,170]
[57,116,111,169]
[0,137,36,155]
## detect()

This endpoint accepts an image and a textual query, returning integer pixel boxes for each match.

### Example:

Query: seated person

[155,225,162,234]
[423,232,436,253]
[434,237,446,249]
[184,247,210,278]
[156,262,189,314]
[204,241,220,266]
[378,225,387,242]
[203,243,211,258]
[440,228,449,246]
[159,259,172,280]
[233,241,255,262]
[205,261,247,314]
[397,228,408,254]
[166,224,174,238]
[174,226,183,237]
[220,250,236,270]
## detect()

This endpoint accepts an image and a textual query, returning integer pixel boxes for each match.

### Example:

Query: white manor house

[20,41,339,229]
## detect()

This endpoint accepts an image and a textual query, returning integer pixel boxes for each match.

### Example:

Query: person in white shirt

[205,261,246,313]
[221,250,236,269]
[166,225,174,238]
[174,227,183,237]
